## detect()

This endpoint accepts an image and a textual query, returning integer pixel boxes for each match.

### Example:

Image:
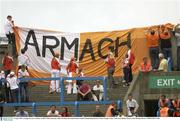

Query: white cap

[159,53,164,58]
[0,71,4,74]
[10,71,15,75]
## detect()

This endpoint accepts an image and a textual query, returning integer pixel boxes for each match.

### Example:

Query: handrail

[1,76,122,116]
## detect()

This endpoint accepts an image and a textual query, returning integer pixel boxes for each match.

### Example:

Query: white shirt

[126,99,139,111]
[93,85,104,93]
[6,75,19,90]
[18,54,30,66]
[0,73,5,79]
[4,20,14,34]
[47,110,59,116]
[18,69,29,78]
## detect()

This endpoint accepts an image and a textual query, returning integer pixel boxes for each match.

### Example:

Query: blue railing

[1,77,122,116]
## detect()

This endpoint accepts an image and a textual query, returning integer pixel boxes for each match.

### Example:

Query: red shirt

[107,58,115,68]
[79,84,90,94]
[128,50,135,65]
[60,112,71,117]
[66,62,78,73]
[2,56,13,71]
[51,58,60,70]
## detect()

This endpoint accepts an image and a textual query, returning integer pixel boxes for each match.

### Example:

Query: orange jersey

[51,58,60,70]
[66,62,78,73]
[160,107,169,117]
[146,33,159,48]
[141,62,151,72]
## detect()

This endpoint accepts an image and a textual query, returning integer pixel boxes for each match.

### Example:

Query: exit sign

[149,76,180,88]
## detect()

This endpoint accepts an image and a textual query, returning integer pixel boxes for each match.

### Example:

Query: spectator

[77,82,92,101]
[158,95,170,109]
[159,26,173,71]
[92,80,104,101]
[0,71,10,103]
[18,49,30,70]
[105,52,116,89]
[15,107,29,117]
[172,97,180,117]
[49,52,61,94]
[140,57,152,72]
[175,24,180,71]
[127,45,135,84]
[2,52,13,78]
[145,28,160,70]
[122,54,130,87]
[47,105,59,117]
[160,103,170,117]
[77,68,84,88]
[4,15,17,57]
[0,91,5,117]
[66,57,78,94]
[6,71,19,112]
[158,53,168,72]
[59,107,71,117]
[92,105,104,117]
[18,65,29,102]
[105,102,118,117]
[126,94,139,117]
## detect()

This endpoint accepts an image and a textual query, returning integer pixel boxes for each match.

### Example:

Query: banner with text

[14,27,150,85]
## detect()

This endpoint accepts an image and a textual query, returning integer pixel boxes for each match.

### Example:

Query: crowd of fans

[158,95,180,117]
[0,15,180,117]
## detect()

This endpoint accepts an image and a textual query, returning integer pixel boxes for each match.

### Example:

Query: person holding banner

[49,52,61,94]
[4,15,17,57]
[66,57,78,94]
[18,49,30,71]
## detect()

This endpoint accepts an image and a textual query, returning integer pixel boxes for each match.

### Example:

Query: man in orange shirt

[49,53,61,94]
[145,28,160,70]
[66,57,78,94]
[159,26,173,71]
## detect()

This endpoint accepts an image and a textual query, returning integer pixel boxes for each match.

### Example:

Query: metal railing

[1,76,122,116]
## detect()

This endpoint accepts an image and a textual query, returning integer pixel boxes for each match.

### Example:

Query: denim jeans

[11,88,19,110]
[149,47,159,69]
[19,82,29,102]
